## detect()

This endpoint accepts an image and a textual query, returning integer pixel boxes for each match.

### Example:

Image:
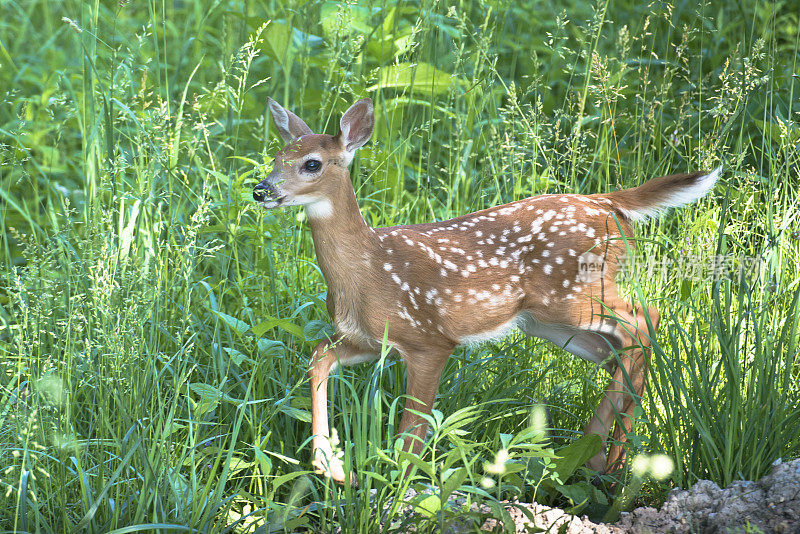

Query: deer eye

[303,159,322,173]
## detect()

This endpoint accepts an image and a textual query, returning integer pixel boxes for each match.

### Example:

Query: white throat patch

[304,198,334,219]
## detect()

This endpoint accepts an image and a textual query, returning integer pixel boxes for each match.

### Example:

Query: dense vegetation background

[1,0,798,531]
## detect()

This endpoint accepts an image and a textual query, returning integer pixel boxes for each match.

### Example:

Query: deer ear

[337,98,374,155]
[267,97,314,143]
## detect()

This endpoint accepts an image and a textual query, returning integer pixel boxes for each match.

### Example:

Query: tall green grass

[1,0,798,530]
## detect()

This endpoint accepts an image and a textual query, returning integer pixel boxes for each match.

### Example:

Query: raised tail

[602,167,721,221]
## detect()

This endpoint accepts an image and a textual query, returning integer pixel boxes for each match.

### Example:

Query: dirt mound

[364,458,800,533]
[614,458,800,534]
[478,458,800,533]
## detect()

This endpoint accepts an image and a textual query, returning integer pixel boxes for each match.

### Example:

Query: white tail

[254,98,720,483]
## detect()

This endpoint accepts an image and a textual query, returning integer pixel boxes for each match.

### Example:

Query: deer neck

[306,175,377,291]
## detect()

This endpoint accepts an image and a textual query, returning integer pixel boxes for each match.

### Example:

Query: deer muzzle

[253,179,284,207]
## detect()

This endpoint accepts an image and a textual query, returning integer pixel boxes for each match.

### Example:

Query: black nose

[253,183,269,201]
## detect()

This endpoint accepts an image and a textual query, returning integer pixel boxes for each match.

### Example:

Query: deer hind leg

[521,301,658,473]
[582,301,659,472]
[308,336,378,484]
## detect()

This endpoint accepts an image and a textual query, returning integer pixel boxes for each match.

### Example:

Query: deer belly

[456,314,527,347]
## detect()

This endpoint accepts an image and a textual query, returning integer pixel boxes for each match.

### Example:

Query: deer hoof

[313,448,355,486]
[587,448,607,473]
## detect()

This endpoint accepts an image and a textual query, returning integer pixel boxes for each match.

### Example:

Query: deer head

[253,98,374,220]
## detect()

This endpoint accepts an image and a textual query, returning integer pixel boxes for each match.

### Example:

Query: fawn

[254,97,719,484]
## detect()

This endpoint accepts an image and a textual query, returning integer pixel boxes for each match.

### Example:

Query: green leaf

[262,21,293,64]
[302,320,335,341]
[167,468,190,509]
[72,437,144,531]
[211,310,250,335]
[441,466,467,502]
[368,62,463,95]
[189,383,223,415]
[257,338,285,358]
[253,317,305,339]
[221,346,254,365]
[253,317,305,340]
[397,451,433,477]
[502,462,526,475]
[415,494,441,517]
[277,404,312,423]
[254,447,273,476]
[188,382,238,415]
[270,470,307,496]
[361,470,389,484]
[555,480,608,509]
[542,434,602,490]
[284,515,310,530]
[227,456,255,475]
[440,405,483,435]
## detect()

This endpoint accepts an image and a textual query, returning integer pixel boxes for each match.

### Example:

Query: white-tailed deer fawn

[254,97,720,484]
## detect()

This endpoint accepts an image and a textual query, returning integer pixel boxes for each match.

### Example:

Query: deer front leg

[397,353,449,463]
[308,338,375,484]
